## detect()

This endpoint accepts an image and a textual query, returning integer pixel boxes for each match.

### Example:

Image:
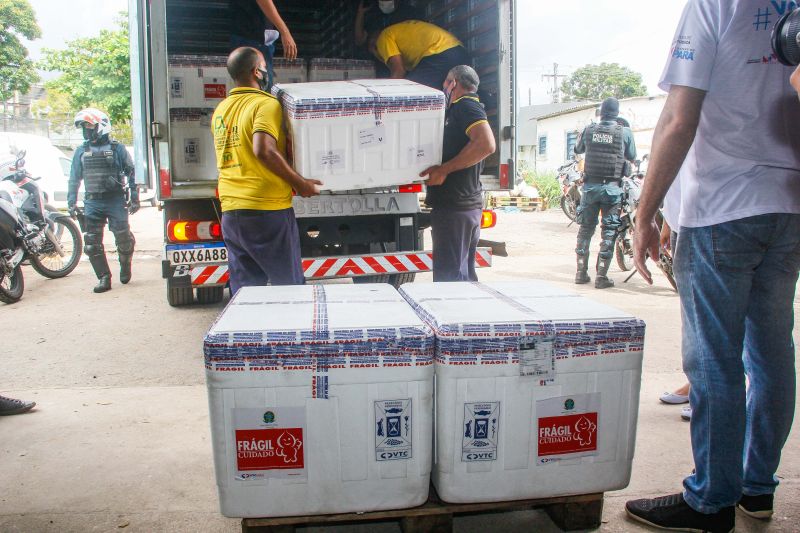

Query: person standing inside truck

[212,47,322,294]
[420,65,495,281]
[369,20,470,89]
[229,0,297,91]
[572,97,636,290]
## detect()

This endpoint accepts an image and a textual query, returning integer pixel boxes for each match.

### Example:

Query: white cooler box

[399,281,645,503]
[308,58,377,81]
[168,55,232,109]
[204,284,434,518]
[273,79,445,191]
[169,109,218,182]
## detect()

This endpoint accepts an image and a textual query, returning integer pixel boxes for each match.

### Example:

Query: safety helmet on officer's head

[74,108,112,141]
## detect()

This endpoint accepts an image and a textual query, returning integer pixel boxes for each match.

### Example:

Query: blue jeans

[675,214,800,513]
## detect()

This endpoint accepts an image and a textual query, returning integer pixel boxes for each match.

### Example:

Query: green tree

[560,63,647,102]
[31,89,73,133]
[0,0,41,103]
[39,12,131,133]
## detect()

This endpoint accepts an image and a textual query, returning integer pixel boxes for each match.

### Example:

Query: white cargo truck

[128,0,517,306]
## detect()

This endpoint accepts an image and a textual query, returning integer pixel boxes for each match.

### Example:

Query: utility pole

[541,63,567,104]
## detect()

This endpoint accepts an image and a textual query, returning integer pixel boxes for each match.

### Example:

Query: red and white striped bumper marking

[303,248,492,279]
[189,265,229,285]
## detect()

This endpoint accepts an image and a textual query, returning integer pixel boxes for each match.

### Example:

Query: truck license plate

[167,243,228,265]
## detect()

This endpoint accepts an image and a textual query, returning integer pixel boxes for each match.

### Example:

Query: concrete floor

[1,207,798,532]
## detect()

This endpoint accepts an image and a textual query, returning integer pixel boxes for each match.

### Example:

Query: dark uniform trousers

[575,181,623,271]
[221,207,304,295]
[431,207,482,282]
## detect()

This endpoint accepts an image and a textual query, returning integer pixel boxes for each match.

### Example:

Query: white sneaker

[681,406,692,421]
[660,391,690,404]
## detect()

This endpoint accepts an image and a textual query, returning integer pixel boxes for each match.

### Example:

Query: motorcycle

[0,150,83,304]
[613,158,677,291]
[557,160,582,222]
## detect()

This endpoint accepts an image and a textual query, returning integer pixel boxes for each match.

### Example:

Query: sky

[517,1,687,105]
[22,0,687,103]
[25,0,127,79]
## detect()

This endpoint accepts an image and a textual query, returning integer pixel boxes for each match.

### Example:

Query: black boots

[88,253,112,293]
[114,230,135,285]
[94,274,111,293]
[119,254,132,284]
[575,255,591,284]
[595,255,614,289]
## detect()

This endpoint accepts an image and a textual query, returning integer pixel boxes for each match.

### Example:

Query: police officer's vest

[81,142,123,194]
[583,123,624,181]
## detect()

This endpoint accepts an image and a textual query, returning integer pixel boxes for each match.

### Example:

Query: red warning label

[537,412,598,457]
[235,428,304,471]
[204,84,227,99]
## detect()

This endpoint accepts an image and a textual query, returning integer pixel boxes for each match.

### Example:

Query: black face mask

[257,68,270,93]
[82,126,97,142]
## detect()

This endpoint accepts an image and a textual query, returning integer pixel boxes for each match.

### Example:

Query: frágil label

[536,393,600,464]
[233,406,306,480]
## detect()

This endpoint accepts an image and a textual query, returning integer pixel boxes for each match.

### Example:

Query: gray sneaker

[0,395,36,415]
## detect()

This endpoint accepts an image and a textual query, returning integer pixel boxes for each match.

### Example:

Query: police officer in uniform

[573,97,636,289]
[68,108,139,293]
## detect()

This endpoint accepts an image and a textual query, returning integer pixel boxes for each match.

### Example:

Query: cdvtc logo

[379,450,409,460]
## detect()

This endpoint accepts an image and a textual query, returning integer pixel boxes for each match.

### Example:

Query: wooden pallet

[241,489,603,533]
[489,196,549,211]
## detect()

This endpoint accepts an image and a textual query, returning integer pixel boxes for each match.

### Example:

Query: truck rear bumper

[161,248,493,286]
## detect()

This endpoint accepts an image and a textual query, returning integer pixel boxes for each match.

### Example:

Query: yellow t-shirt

[212,87,291,212]
[375,21,462,71]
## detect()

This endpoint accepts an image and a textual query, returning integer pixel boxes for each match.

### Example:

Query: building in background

[518,95,667,172]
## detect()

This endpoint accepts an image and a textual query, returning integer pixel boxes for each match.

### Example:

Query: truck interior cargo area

[163,0,507,181]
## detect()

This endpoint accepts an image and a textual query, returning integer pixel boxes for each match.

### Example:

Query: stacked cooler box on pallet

[204,284,434,518]
[399,281,645,503]
[273,79,445,191]
[308,58,377,82]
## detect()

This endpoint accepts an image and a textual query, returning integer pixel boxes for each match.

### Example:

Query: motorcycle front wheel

[30,217,82,279]
[560,195,577,221]
[0,264,24,304]
[615,229,634,271]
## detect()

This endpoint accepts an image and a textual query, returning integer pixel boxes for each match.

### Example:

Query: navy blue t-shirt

[425,94,488,211]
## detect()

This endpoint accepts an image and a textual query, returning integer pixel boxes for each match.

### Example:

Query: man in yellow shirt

[212,46,321,294]
[369,20,470,89]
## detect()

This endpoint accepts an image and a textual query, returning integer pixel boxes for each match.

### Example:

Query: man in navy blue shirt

[420,65,495,281]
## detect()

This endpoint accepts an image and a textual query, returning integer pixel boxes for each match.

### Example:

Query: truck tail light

[500,164,509,189]
[167,220,222,242]
[481,210,497,229]
[159,168,172,199]
[399,183,423,193]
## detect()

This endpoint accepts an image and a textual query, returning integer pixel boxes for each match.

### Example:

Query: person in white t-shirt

[627,1,800,531]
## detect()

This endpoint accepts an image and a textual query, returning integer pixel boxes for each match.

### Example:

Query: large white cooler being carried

[204,284,434,517]
[399,281,645,503]
[273,79,445,191]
